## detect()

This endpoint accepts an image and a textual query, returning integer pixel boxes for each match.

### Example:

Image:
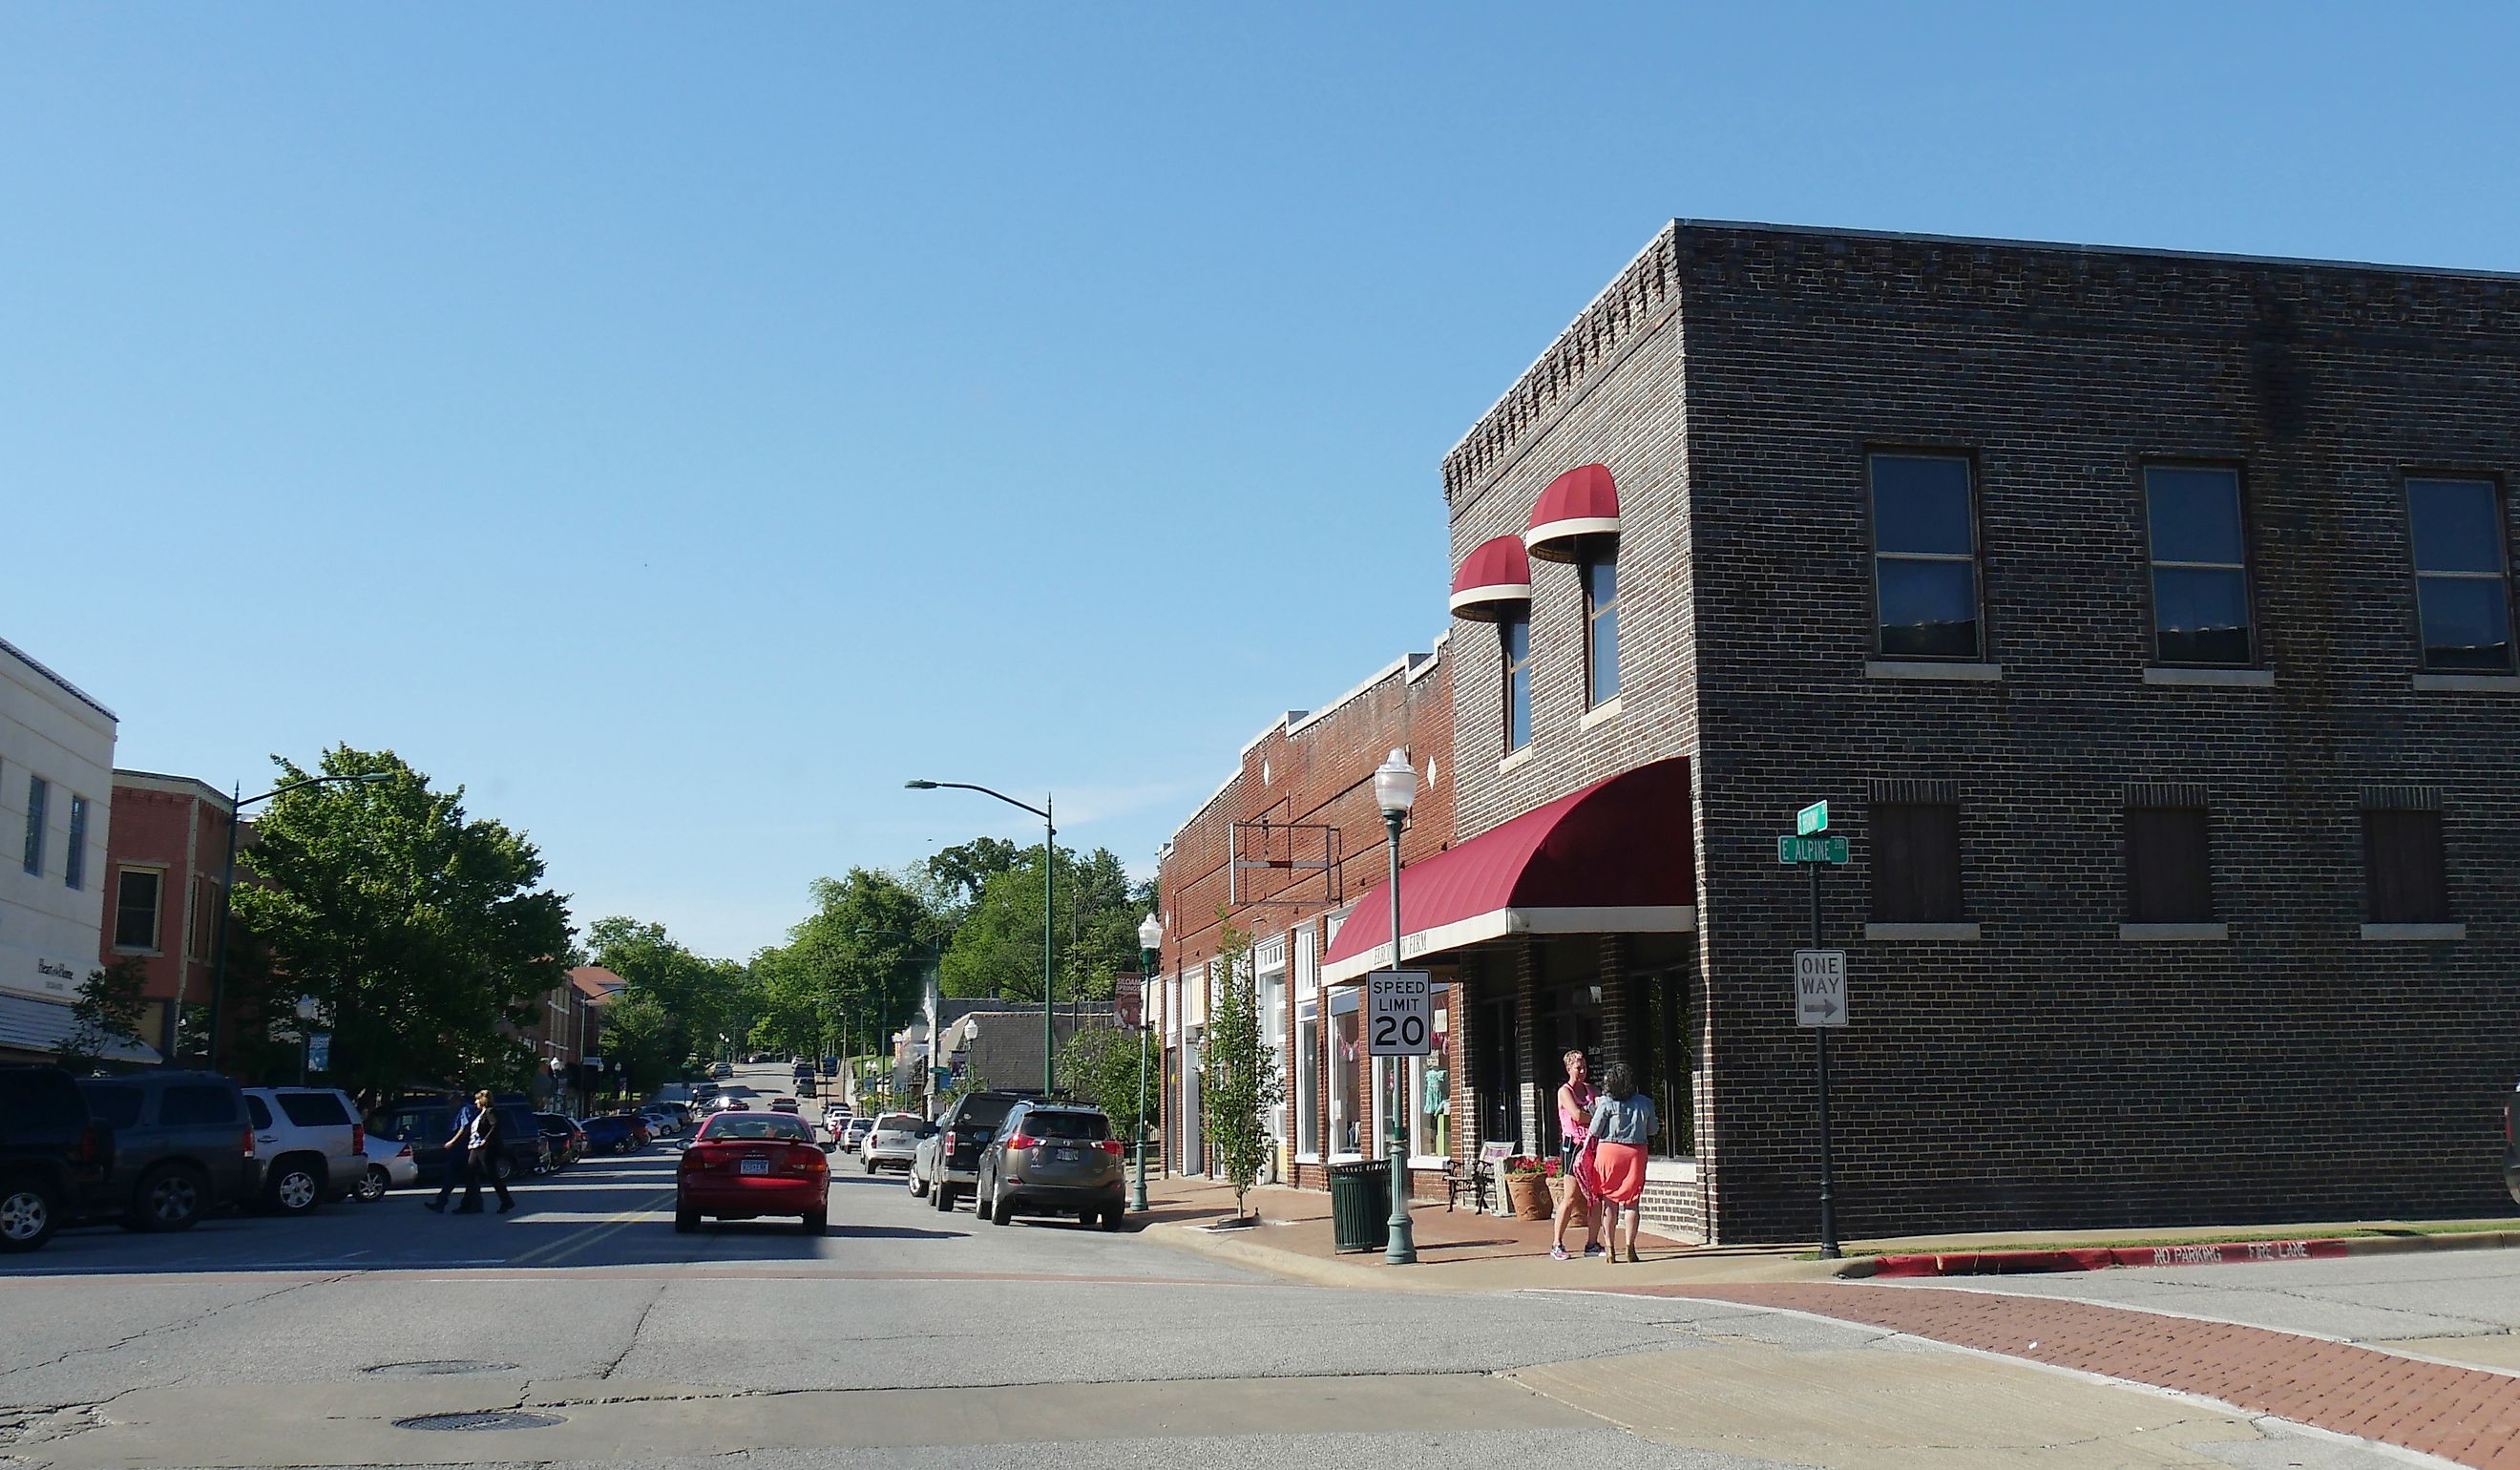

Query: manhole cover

[392,1411,564,1433]
[363,1360,520,1377]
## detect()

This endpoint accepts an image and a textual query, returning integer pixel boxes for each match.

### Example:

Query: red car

[675,1111,829,1234]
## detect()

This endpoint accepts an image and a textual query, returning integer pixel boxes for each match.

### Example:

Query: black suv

[75,1071,253,1230]
[975,1100,1125,1230]
[916,1088,1042,1212]
[0,1066,113,1252]
[367,1094,546,1186]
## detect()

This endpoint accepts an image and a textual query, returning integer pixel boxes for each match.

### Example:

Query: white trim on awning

[1321,905,1696,985]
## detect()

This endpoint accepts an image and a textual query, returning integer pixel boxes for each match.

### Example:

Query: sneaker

[1549,1246,1569,1261]
[497,1199,515,1214]
[1584,1243,1606,1257]
[423,1201,445,1213]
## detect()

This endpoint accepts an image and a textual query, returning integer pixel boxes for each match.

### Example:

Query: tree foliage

[585,915,744,1092]
[1059,1023,1155,1141]
[937,843,1149,1003]
[1199,920,1282,1219]
[232,746,572,1101]
[57,958,150,1075]
[746,868,946,1061]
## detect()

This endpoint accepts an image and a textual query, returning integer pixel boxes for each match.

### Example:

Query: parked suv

[975,1100,1125,1230]
[367,1095,544,1187]
[242,1086,365,1215]
[75,1071,253,1230]
[861,1112,920,1174]
[0,1066,112,1252]
[912,1089,1040,1210]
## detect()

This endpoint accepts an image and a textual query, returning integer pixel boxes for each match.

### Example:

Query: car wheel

[863,1158,875,1175]
[802,1209,827,1235]
[909,1170,929,1199]
[0,1177,60,1252]
[991,1188,1014,1227]
[934,1183,956,1211]
[266,1159,322,1216]
[355,1165,391,1205]
[129,1165,206,1231]
[491,1154,516,1185]
[1101,1208,1124,1232]
[675,1205,699,1233]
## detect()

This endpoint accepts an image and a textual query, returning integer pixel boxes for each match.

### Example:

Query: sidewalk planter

[1328,1160,1391,1252]
[1505,1170,1552,1221]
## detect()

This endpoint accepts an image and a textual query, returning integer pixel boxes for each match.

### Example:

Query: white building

[0,636,129,1064]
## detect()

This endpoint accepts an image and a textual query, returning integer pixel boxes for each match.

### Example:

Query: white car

[241,1086,365,1215]
[354,1132,418,1203]
[861,1112,924,1175]
[639,1106,682,1138]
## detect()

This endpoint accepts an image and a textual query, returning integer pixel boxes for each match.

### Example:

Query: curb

[1840,1229,2520,1279]
[1144,1220,1465,1292]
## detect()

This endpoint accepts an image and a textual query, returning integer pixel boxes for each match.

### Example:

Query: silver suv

[242,1087,364,1215]
[974,1101,1125,1231]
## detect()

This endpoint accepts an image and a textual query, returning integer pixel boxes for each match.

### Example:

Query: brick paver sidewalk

[1646,1283,2520,1469]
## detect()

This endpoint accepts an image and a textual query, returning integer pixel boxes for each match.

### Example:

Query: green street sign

[1776,835,1850,865]
[1796,800,1829,836]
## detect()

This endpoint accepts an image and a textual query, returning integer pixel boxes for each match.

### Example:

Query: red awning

[1322,759,1694,982]
[1523,463,1621,562]
[1448,535,1532,620]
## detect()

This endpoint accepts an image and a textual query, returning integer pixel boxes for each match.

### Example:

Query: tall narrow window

[64,793,89,890]
[2145,465,2254,665]
[1870,801,1964,922]
[22,775,46,876]
[1294,1001,1320,1156]
[115,868,163,951]
[1582,547,1619,706]
[2126,804,2214,922]
[1869,453,1982,660]
[2363,806,2448,924]
[1501,616,1533,751]
[2405,478,2515,672]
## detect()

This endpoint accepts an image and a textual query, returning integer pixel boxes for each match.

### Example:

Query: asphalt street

[0,1067,2458,1468]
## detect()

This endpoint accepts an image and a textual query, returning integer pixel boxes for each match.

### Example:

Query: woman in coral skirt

[1585,1063,1658,1263]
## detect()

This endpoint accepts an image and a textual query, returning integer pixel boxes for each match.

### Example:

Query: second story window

[1870,799,1964,923]
[1869,452,1982,661]
[2126,801,2214,922]
[65,794,88,891]
[2405,477,2515,672]
[115,867,163,951]
[2363,800,2448,924]
[2145,465,2254,665]
[1502,616,1533,752]
[22,775,46,877]
[1583,547,1619,706]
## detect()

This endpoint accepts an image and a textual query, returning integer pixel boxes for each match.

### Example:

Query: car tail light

[1096,1139,1126,1155]
[1008,1133,1040,1151]
[396,1142,413,1158]
[351,1124,365,1156]
[74,1122,106,1166]
[943,1131,958,1153]
[241,1127,257,1159]
[680,1147,705,1171]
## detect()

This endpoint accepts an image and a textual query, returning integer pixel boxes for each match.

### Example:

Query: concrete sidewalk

[1140,1174,2520,1293]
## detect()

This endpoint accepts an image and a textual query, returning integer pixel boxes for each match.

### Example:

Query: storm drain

[364,1360,520,1378]
[392,1411,565,1433]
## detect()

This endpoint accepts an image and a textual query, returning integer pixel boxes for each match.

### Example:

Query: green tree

[1199,921,1282,1220]
[760,868,948,1060]
[233,746,572,1102]
[585,916,745,1092]
[922,837,1018,918]
[938,843,1149,1002]
[1058,1022,1155,1140]
[56,958,150,1075]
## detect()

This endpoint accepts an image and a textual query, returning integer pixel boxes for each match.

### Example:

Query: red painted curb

[1863,1237,2354,1277]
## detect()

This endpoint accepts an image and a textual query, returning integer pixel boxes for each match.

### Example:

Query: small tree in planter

[57,958,150,1075]
[1199,919,1283,1223]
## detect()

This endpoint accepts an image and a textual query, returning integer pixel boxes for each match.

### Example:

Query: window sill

[111,946,163,957]
[2361,923,2466,941]
[1644,1157,1699,1183]
[1497,746,1536,774]
[1578,696,1624,731]
[1408,1155,1449,1170]
[2120,922,2229,941]
[2144,667,2274,688]
[1865,661,2004,682]
[2412,673,2520,693]
[1865,922,1982,941]
[1328,1152,1369,1165]
[1294,1152,1322,1166]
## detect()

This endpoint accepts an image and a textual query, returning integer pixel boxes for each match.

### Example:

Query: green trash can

[1328,1160,1391,1253]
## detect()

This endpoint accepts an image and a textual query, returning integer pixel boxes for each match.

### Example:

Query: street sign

[305,1032,331,1069]
[1795,950,1848,1028]
[1366,970,1433,1056]
[1797,800,1829,835]
[1776,835,1850,865]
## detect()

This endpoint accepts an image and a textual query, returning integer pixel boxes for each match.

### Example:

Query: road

[0,1067,2448,1468]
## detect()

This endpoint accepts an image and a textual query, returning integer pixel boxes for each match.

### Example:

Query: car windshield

[956,1095,1025,1128]
[702,1115,812,1143]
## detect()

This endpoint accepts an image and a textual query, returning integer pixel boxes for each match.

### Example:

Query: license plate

[740,1158,768,1176]
[1056,1148,1079,1163]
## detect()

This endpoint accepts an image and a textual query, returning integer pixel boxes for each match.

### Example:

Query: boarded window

[2126,807,2214,922]
[2363,808,2448,923]
[1870,802,1963,922]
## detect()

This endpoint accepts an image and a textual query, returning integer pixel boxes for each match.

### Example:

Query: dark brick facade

[1442,221,2520,1244]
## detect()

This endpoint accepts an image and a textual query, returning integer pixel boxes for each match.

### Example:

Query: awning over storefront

[1322,759,1694,984]
[1522,463,1621,561]
[0,989,162,1064]
[1448,535,1533,620]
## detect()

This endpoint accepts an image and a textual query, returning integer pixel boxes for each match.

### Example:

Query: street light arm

[240,771,394,809]
[903,780,1050,825]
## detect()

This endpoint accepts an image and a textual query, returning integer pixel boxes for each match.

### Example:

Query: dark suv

[75,1071,253,1231]
[975,1100,1125,1230]
[916,1089,1041,1211]
[0,1066,113,1252]
[367,1095,545,1186]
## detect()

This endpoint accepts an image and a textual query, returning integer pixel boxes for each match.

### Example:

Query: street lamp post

[1134,913,1162,1213]
[204,771,392,1073]
[906,780,1056,1094]
[1373,748,1419,1266]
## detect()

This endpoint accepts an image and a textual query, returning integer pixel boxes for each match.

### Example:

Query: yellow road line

[509,1187,676,1268]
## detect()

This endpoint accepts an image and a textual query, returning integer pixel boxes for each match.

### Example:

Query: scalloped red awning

[1523,463,1621,562]
[1448,535,1532,621]
[1322,760,1695,983]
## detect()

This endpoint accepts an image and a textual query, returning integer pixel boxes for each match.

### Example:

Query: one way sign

[1795,950,1847,1028]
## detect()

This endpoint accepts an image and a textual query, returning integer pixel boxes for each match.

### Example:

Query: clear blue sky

[9,5,2517,960]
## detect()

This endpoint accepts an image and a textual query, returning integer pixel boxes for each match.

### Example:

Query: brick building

[95,770,241,1061]
[1165,220,2520,1245]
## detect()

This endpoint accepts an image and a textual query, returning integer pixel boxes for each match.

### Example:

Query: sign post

[1777,801,1845,1259]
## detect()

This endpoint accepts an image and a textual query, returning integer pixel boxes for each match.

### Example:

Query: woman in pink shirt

[1549,1049,1600,1261]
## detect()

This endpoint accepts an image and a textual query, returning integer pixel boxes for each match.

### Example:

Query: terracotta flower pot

[1505,1172,1552,1220]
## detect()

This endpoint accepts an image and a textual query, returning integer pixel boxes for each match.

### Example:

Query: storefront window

[1329,991,1361,1156]
[1294,1001,1319,1156]
[1408,989,1453,1159]
[1629,970,1694,1158]
[1258,949,1287,1147]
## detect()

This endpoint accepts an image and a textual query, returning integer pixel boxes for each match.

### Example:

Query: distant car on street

[840,1117,873,1153]
[74,1071,254,1231]
[355,1132,418,1203]
[676,1111,829,1235]
[640,1105,683,1138]
[974,1100,1125,1230]
[862,1113,922,1175]
[578,1113,649,1154]
[0,1065,113,1252]
[242,1086,365,1215]
[768,1097,800,1115]
[709,1061,734,1080]
[535,1114,586,1166]
[368,1096,545,1188]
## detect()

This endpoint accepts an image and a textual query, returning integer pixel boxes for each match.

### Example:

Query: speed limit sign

[1367,971,1433,1057]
